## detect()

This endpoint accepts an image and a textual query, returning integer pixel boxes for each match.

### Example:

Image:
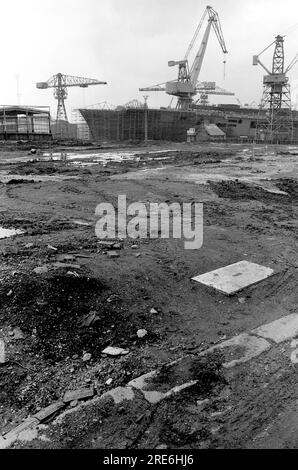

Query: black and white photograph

[0,0,297,459]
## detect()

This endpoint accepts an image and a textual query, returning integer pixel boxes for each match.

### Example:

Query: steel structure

[36,73,107,122]
[140,5,233,110]
[253,35,298,143]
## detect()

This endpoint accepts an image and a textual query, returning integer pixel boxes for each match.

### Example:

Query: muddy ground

[0,142,297,448]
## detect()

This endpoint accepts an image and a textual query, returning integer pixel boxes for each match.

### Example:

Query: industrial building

[0,106,51,141]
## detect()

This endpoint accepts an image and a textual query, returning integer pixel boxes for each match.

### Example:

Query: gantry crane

[36,73,107,122]
[253,35,298,142]
[140,5,234,110]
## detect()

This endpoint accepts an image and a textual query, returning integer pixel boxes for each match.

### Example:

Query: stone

[34,401,65,422]
[291,339,298,349]
[107,251,120,259]
[291,350,298,364]
[98,241,115,249]
[252,314,298,344]
[137,329,148,339]
[105,378,113,386]
[150,308,158,314]
[113,243,122,250]
[82,353,92,362]
[102,346,129,356]
[63,387,94,403]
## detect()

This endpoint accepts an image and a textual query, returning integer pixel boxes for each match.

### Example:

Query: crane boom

[184,8,208,60]
[190,6,228,87]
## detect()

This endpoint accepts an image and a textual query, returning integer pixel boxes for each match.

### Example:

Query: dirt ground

[0,141,297,448]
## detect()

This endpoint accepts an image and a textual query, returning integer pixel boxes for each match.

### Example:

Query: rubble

[63,387,94,403]
[33,401,66,422]
[102,346,130,356]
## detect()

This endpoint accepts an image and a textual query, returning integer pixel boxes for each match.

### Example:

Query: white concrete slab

[192,260,274,295]
[252,314,298,344]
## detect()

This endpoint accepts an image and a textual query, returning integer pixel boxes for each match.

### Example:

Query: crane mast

[253,35,297,143]
[36,73,107,122]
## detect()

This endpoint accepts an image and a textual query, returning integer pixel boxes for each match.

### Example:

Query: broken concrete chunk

[0,339,5,364]
[252,314,298,344]
[57,254,76,262]
[79,311,100,327]
[25,243,34,249]
[102,346,129,356]
[3,417,39,440]
[63,387,94,403]
[12,327,25,340]
[52,262,81,270]
[33,266,48,275]
[47,245,57,252]
[107,251,120,259]
[33,401,66,422]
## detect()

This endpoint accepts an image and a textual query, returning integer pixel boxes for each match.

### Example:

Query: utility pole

[143,95,149,144]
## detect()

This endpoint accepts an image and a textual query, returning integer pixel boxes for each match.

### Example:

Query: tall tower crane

[253,35,298,143]
[140,5,234,110]
[36,73,107,122]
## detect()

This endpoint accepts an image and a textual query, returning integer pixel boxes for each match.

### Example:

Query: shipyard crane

[36,73,107,122]
[140,5,234,110]
[253,35,298,142]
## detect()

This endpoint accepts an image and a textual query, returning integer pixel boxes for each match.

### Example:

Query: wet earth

[0,142,297,448]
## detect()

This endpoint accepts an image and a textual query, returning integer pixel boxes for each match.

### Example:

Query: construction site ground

[0,141,297,449]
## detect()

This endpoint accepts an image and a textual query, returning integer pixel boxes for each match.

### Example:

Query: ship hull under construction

[79,106,298,143]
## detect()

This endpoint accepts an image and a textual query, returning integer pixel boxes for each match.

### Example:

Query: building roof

[204,123,225,136]
[0,106,50,116]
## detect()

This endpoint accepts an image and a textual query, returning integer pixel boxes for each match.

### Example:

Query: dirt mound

[9,161,91,176]
[275,178,298,199]
[0,273,137,362]
[208,180,289,203]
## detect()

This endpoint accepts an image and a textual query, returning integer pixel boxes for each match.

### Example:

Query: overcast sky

[3,0,298,118]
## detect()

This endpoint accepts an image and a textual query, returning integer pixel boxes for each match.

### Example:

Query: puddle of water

[0,227,23,239]
[0,171,80,183]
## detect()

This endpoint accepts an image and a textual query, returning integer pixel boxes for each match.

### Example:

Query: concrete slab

[201,333,271,368]
[192,260,274,295]
[101,387,135,404]
[252,314,298,344]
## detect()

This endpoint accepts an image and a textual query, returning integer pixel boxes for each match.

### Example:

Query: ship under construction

[79,103,298,144]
